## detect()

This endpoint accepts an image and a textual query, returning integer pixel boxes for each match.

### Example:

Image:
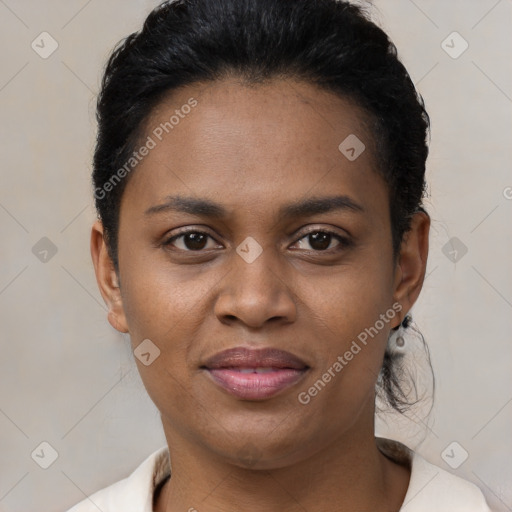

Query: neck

[154,413,410,512]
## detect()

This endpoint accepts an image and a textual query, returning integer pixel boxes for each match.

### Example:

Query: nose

[214,244,297,329]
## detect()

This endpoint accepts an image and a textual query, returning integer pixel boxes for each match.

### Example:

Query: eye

[292,229,351,252]
[163,230,221,251]
[162,227,351,253]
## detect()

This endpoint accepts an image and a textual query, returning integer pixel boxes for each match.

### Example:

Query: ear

[90,220,129,333]
[392,211,430,327]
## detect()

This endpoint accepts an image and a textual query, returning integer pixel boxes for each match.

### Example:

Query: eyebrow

[144,194,364,219]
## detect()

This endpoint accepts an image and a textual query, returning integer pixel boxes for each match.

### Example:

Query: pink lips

[202,347,309,400]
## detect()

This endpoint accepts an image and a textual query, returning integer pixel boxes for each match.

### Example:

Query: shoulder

[65,446,170,512]
[402,449,491,511]
[377,438,490,512]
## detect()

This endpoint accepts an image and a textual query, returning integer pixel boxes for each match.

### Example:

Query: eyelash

[162,227,352,254]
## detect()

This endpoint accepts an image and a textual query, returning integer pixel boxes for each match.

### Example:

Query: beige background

[0,1,510,511]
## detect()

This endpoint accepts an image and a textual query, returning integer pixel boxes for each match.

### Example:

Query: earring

[395,333,405,348]
[388,315,411,355]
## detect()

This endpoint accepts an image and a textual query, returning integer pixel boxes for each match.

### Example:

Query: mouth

[201,347,310,400]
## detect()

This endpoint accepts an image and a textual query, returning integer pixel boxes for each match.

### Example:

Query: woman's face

[92,78,428,468]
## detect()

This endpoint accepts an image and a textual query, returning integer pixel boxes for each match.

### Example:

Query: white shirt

[66,438,490,512]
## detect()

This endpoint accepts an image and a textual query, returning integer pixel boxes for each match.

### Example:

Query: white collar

[73,438,489,511]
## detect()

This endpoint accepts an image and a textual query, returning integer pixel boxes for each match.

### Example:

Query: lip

[201,347,309,400]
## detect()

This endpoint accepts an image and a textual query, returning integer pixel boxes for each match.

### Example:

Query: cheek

[118,261,206,414]
[118,240,207,334]
[300,255,395,398]
[314,256,394,336]
[118,252,225,397]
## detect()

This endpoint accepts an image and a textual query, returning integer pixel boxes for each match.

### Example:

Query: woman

[68,0,490,510]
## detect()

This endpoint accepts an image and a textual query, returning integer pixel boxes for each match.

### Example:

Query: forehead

[145,77,376,162]
[121,77,385,219]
